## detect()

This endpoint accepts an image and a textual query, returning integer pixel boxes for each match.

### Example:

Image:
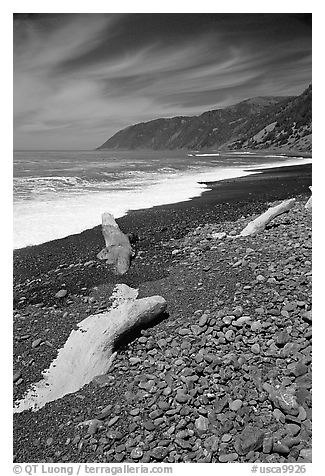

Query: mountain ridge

[98,85,311,152]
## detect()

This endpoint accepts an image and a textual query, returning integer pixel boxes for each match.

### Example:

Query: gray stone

[32,338,42,348]
[229,399,243,411]
[251,343,260,354]
[130,447,143,460]
[195,415,209,434]
[55,289,68,299]
[237,426,265,455]
[299,448,312,462]
[219,453,238,462]
[150,446,169,461]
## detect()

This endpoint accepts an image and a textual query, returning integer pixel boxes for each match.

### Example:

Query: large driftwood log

[305,186,312,210]
[14,284,167,413]
[97,212,133,275]
[240,198,296,237]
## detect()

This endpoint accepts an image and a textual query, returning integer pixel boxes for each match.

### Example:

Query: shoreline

[14,162,311,254]
[13,162,312,463]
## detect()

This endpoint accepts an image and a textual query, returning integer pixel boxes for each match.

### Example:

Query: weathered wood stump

[97,212,133,275]
[240,198,296,237]
[14,285,167,413]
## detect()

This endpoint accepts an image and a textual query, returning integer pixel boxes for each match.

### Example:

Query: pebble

[285,424,301,437]
[273,441,290,455]
[176,392,189,404]
[195,415,209,433]
[251,343,260,354]
[225,330,235,342]
[130,448,143,460]
[237,426,265,455]
[276,331,290,347]
[262,435,273,454]
[32,338,42,348]
[299,448,312,462]
[273,409,285,423]
[96,405,112,420]
[150,446,169,461]
[199,314,209,327]
[229,399,243,411]
[219,453,238,462]
[55,289,67,299]
[251,321,261,331]
[221,433,232,443]
[233,316,251,326]
[106,416,119,427]
[13,370,22,383]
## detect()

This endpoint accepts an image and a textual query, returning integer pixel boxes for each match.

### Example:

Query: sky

[13,13,312,150]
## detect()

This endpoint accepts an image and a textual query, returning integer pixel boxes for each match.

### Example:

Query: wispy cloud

[13,14,312,149]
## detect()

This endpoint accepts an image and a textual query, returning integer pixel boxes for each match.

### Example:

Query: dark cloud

[13,13,312,149]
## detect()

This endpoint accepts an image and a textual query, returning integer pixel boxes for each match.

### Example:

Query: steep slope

[98,85,311,152]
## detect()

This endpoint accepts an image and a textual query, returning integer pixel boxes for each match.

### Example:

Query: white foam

[13,166,255,248]
[13,157,311,249]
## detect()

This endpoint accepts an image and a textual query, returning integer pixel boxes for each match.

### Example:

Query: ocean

[13,149,311,249]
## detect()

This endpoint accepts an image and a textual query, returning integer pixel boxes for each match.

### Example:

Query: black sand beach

[13,163,312,463]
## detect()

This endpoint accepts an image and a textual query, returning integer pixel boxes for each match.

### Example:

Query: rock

[150,446,169,461]
[96,404,112,419]
[251,321,261,332]
[292,362,308,377]
[276,331,290,347]
[219,453,238,462]
[176,392,189,404]
[55,289,67,299]
[32,338,42,348]
[130,447,143,460]
[302,311,312,323]
[143,420,156,431]
[221,434,232,443]
[204,435,219,452]
[251,343,260,354]
[263,383,299,415]
[233,316,251,326]
[229,399,243,411]
[256,275,265,282]
[282,437,301,449]
[273,441,290,455]
[273,409,285,423]
[13,370,22,383]
[262,435,273,454]
[211,232,226,239]
[199,314,209,327]
[225,330,235,342]
[214,396,228,413]
[285,424,301,437]
[106,415,119,427]
[195,415,209,434]
[236,426,265,455]
[299,448,312,462]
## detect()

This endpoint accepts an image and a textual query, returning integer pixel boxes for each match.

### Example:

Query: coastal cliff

[98,85,311,153]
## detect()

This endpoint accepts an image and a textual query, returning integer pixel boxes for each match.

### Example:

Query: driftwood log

[97,212,133,275]
[14,285,167,413]
[240,198,296,237]
[305,186,312,210]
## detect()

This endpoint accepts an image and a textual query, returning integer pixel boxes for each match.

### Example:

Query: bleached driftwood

[14,284,167,413]
[305,186,312,210]
[97,212,133,275]
[240,198,296,237]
